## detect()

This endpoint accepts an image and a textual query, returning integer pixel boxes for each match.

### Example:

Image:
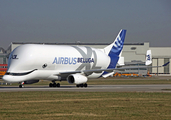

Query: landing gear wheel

[49,83,53,87]
[80,84,84,87]
[76,83,88,88]
[19,85,22,88]
[49,82,60,88]
[56,83,60,87]
[53,83,57,87]
[84,83,87,87]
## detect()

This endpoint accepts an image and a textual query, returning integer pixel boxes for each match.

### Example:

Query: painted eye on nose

[42,64,47,68]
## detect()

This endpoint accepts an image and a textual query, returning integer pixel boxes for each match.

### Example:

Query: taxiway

[1,84,171,92]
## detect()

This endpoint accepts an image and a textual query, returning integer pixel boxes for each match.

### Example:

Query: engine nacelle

[67,74,87,84]
[24,80,39,84]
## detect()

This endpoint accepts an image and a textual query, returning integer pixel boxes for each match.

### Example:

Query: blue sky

[0,0,171,48]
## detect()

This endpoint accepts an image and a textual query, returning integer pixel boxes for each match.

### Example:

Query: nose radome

[2,75,8,82]
[2,75,13,83]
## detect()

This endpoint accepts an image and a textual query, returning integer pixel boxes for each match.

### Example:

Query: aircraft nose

[2,75,12,83]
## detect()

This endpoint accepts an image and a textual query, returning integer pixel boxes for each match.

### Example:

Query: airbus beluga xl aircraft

[2,29,169,88]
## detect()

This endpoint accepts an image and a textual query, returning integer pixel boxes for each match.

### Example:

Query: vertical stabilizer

[145,50,152,65]
[104,29,126,68]
[117,50,125,66]
[104,29,126,55]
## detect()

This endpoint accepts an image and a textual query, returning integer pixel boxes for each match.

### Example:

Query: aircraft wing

[58,61,170,78]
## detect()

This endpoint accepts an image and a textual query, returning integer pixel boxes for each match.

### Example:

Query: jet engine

[24,80,39,84]
[67,74,87,84]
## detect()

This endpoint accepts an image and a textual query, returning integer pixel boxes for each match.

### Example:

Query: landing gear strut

[76,83,88,88]
[19,82,24,88]
[49,82,60,87]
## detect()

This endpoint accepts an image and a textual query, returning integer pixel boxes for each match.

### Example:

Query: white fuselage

[3,44,110,83]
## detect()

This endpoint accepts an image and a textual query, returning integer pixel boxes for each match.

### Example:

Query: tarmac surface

[1,84,171,92]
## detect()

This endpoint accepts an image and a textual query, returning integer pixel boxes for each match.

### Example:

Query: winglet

[162,61,170,66]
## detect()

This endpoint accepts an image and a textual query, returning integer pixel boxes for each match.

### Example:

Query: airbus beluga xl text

[2,29,169,88]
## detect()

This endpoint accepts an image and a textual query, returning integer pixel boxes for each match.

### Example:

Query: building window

[131,47,136,50]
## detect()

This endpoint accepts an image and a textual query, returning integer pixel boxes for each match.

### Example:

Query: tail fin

[145,50,152,65]
[117,56,125,66]
[104,29,126,68]
[104,29,126,55]
[117,50,125,66]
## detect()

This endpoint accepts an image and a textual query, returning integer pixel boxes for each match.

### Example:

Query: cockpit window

[5,69,37,76]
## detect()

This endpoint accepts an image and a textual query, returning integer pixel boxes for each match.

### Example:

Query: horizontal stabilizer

[102,72,114,78]
[163,61,170,66]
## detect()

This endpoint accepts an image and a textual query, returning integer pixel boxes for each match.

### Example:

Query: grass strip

[0,91,171,120]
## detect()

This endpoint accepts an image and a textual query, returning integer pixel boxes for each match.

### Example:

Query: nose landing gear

[19,82,24,88]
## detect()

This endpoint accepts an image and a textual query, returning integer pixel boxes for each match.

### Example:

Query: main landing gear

[49,82,60,87]
[76,83,88,88]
